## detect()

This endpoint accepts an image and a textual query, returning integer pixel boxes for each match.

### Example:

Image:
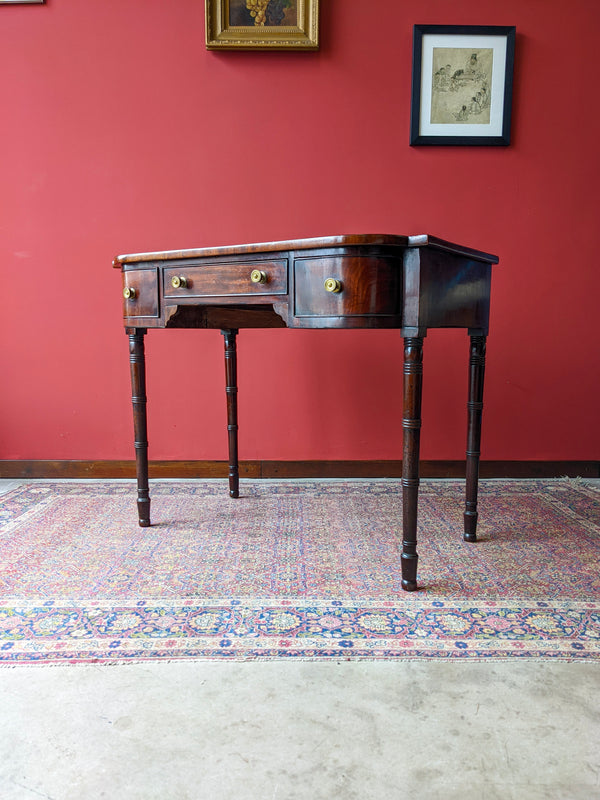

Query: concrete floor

[1,481,599,799]
[0,661,599,799]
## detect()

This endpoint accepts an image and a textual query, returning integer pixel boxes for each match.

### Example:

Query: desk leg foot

[401,336,423,592]
[138,507,151,528]
[128,328,151,527]
[222,329,240,499]
[401,572,418,593]
[464,335,486,543]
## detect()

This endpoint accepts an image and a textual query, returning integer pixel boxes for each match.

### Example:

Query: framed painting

[206,0,319,50]
[0,1,44,3]
[410,25,516,146]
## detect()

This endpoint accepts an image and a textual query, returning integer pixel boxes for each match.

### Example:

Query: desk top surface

[114,234,499,267]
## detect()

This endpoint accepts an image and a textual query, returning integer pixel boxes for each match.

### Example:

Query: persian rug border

[1,597,598,665]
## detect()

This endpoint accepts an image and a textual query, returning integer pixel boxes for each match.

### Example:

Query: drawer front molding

[122,269,159,318]
[164,259,288,298]
[294,256,401,317]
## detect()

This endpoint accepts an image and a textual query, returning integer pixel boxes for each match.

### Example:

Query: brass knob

[171,276,187,289]
[250,269,267,284]
[324,278,342,294]
[123,287,136,299]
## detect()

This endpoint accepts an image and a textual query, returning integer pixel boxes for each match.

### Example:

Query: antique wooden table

[114,234,499,591]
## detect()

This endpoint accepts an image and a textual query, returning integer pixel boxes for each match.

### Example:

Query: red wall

[1,0,598,462]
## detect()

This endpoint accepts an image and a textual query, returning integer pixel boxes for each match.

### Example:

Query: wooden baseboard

[0,460,598,479]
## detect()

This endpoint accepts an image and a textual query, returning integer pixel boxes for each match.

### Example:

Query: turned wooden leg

[222,329,240,498]
[464,335,486,542]
[401,336,424,591]
[128,328,151,527]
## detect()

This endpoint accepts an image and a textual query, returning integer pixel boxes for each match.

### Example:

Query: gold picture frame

[206,0,319,50]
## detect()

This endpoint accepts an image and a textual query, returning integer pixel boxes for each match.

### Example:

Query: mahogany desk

[114,234,499,591]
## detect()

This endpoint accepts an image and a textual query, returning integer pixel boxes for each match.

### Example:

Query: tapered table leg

[464,335,486,542]
[401,336,424,591]
[222,329,240,498]
[128,328,151,527]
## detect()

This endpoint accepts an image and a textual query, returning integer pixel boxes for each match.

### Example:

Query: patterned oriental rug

[0,479,599,665]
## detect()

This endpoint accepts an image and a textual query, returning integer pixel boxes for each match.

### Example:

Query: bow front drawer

[163,260,288,298]
[294,256,401,317]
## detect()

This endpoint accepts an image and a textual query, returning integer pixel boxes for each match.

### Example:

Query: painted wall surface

[1,0,598,462]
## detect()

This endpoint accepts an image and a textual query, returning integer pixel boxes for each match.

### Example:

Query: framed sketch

[206,0,319,50]
[410,25,516,146]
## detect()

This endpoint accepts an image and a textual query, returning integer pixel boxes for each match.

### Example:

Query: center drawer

[163,259,288,298]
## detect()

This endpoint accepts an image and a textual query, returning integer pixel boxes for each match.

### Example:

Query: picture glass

[430,47,493,125]
[229,0,297,27]
[419,34,507,138]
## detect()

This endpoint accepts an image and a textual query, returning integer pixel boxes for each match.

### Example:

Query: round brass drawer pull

[250,269,267,284]
[171,276,187,289]
[123,287,136,299]
[324,278,342,294]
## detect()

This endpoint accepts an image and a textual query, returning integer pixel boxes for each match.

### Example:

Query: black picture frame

[410,25,516,146]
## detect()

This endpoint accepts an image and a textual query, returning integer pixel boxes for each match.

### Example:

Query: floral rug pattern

[1,479,598,664]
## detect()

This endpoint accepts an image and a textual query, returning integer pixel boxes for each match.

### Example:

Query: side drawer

[294,256,401,317]
[122,268,159,318]
[163,259,288,298]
